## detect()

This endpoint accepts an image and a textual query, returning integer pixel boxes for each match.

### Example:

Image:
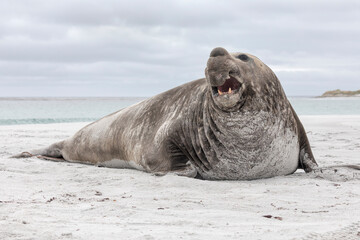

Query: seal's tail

[11,141,65,162]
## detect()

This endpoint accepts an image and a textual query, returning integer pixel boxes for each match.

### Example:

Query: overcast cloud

[0,0,359,97]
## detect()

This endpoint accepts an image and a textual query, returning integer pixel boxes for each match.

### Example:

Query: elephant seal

[13,47,319,180]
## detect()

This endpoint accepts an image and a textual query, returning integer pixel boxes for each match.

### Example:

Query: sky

[0,0,359,97]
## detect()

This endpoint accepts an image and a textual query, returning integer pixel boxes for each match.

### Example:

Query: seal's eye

[237,54,249,61]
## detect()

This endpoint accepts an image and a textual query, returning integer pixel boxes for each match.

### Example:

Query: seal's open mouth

[212,76,242,96]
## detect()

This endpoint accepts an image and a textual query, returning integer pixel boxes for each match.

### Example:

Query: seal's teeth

[218,89,223,95]
[229,88,232,94]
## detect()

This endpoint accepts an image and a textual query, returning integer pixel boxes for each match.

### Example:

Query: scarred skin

[13,47,318,180]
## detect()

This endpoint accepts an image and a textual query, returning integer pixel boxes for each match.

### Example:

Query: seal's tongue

[217,77,241,95]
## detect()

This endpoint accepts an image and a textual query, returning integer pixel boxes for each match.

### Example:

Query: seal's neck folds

[198,98,298,180]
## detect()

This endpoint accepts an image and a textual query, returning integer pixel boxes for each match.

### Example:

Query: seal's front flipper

[299,147,318,173]
[170,162,198,178]
[309,165,360,181]
[290,105,318,172]
[153,161,198,178]
[152,140,198,178]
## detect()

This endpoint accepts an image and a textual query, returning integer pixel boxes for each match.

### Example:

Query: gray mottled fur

[13,47,320,180]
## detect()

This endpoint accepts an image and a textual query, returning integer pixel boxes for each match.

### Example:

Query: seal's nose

[210,47,229,57]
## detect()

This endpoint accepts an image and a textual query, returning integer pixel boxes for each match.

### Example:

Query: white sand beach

[0,116,359,240]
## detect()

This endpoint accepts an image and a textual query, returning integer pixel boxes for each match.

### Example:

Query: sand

[0,116,359,240]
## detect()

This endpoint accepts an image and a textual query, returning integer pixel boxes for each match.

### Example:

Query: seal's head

[205,47,274,111]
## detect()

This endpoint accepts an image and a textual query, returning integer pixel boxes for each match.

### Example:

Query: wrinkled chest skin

[198,110,299,180]
[163,92,299,180]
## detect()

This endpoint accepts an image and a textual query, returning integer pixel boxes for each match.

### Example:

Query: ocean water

[0,97,359,125]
